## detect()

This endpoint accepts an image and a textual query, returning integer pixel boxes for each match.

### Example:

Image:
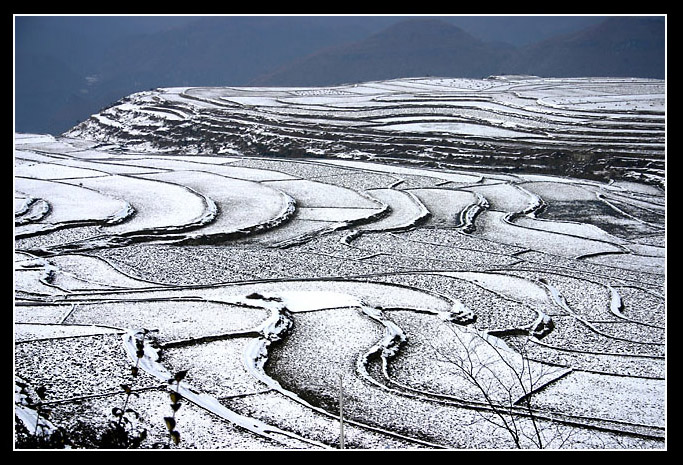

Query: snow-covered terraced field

[14,77,665,450]
[65,76,665,188]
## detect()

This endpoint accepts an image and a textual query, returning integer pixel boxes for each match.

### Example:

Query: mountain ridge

[510,16,665,78]
[251,19,516,86]
[251,16,665,86]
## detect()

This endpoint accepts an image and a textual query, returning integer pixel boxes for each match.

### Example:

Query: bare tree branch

[430,322,577,449]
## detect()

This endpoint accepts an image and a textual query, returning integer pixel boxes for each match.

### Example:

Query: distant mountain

[510,16,665,78]
[250,19,516,86]
[93,16,384,90]
[251,16,665,86]
[447,16,607,46]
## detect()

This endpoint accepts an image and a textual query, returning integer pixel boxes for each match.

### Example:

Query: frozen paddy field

[14,77,665,450]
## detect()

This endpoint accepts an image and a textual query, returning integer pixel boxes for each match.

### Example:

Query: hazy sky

[14,14,611,46]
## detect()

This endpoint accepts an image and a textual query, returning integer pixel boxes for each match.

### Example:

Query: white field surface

[14,77,665,450]
[137,170,295,240]
[63,174,214,235]
[14,177,133,237]
[359,188,430,232]
[408,189,481,226]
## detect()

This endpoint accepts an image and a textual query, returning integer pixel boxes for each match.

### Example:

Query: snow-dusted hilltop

[65,76,665,188]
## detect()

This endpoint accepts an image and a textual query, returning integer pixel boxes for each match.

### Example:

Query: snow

[14,162,110,180]
[15,177,133,237]
[295,207,384,223]
[62,174,214,235]
[138,170,296,239]
[263,179,383,209]
[317,159,483,185]
[360,188,429,232]
[371,121,535,138]
[14,75,666,450]
[439,271,552,306]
